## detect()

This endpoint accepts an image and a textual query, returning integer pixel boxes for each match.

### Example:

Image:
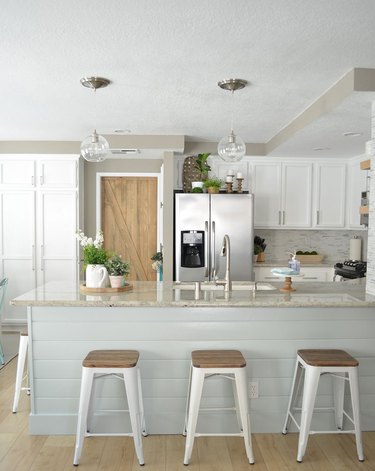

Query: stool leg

[282,359,303,434]
[332,373,345,429]
[183,363,193,436]
[348,368,365,461]
[297,366,320,462]
[232,375,243,431]
[183,368,204,465]
[73,368,94,466]
[12,334,28,413]
[235,368,255,464]
[137,366,147,436]
[0,339,5,365]
[86,373,98,433]
[124,368,145,466]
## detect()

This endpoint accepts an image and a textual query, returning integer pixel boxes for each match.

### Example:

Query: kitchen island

[11,280,375,435]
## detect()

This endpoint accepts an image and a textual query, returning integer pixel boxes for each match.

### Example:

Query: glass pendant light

[217,78,247,162]
[80,76,111,162]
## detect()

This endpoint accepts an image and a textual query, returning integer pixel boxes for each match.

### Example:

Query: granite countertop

[9,279,375,308]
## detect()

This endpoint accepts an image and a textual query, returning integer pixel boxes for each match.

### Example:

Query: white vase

[109,275,125,288]
[85,264,109,288]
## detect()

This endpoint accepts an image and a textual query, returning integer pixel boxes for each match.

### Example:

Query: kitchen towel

[350,237,362,261]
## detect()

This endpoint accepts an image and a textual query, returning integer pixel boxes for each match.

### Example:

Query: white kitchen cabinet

[313,162,346,228]
[254,265,334,282]
[0,155,80,325]
[253,162,312,228]
[210,160,250,191]
[253,162,282,226]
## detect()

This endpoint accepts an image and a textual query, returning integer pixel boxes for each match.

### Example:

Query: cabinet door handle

[40,245,44,271]
[303,277,318,280]
[283,211,285,225]
[32,245,35,271]
[316,210,320,225]
[31,176,34,186]
[211,221,216,279]
[204,220,209,277]
[278,210,281,225]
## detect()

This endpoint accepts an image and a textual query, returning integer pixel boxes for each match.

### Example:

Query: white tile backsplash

[255,229,367,264]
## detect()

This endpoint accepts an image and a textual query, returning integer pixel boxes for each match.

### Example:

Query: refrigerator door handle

[204,220,209,277]
[211,220,216,279]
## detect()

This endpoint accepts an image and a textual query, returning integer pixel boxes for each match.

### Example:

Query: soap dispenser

[288,252,301,274]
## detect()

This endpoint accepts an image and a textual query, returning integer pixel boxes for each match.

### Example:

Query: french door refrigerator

[174,193,254,282]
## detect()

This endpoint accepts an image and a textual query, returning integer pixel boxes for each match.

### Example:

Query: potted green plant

[151,251,163,280]
[192,153,211,191]
[76,230,110,287]
[203,177,223,194]
[194,153,211,179]
[254,236,267,262]
[105,254,130,288]
[253,244,262,263]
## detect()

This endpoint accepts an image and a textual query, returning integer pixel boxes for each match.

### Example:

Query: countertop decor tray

[80,283,133,293]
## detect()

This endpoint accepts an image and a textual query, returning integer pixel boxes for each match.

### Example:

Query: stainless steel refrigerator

[174,193,254,282]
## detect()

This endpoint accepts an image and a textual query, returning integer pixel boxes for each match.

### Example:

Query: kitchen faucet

[216,234,232,292]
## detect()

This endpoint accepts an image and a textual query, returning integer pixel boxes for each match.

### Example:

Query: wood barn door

[101,176,158,281]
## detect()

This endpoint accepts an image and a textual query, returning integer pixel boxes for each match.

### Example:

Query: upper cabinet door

[253,162,282,227]
[38,159,77,188]
[253,162,312,228]
[282,163,312,228]
[313,163,346,228]
[0,159,35,187]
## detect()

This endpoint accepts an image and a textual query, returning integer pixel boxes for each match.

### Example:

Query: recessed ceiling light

[114,129,131,134]
[313,147,331,151]
[110,149,139,154]
[343,132,363,137]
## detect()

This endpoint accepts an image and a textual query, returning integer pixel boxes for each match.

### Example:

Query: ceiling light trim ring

[80,76,110,90]
[218,78,247,92]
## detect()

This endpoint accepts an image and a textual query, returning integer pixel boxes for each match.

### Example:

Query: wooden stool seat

[298,349,358,367]
[191,350,246,368]
[82,350,139,368]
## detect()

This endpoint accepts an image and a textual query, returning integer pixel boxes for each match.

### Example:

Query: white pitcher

[85,264,109,288]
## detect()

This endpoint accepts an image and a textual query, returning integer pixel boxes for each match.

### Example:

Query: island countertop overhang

[9,280,375,308]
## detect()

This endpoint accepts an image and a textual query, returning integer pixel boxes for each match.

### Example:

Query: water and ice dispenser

[181,231,204,268]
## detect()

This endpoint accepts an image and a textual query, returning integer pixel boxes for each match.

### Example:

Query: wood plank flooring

[1,358,375,470]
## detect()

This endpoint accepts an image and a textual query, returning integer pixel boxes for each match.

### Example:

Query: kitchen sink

[173,281,276,291]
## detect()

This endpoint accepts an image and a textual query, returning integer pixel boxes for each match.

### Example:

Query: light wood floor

[1,358,375,471]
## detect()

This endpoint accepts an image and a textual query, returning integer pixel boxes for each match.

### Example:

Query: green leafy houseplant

[105,255,130,276]
[203,177,223,193]
[194,153,211,180]
[151,251,163,271]
[75,230,109,267]
[254,244,263,255]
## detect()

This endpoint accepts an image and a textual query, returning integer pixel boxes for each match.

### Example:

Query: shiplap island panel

[11,281,375,435]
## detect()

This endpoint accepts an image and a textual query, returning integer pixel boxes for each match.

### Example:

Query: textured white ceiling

[2,0,375,157]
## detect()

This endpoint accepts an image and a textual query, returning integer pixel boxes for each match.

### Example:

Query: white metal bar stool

[282,349,364,463]
[183,350,254,465]
[73,350,146,467]
[12,332,30,413]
